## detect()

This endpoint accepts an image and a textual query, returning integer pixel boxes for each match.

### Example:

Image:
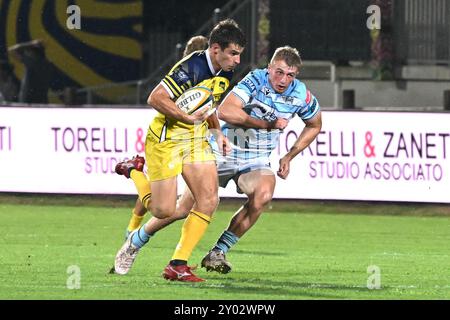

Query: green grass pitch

[0,195,449,300]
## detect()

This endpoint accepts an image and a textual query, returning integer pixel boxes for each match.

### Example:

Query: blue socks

[129,227,239,253]
[131,225,152,248]
[213,230,239,253]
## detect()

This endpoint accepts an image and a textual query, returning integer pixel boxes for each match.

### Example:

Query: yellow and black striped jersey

[149,50,234,141]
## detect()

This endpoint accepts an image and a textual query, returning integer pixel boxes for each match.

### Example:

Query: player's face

[268,60,298,93]
[211,43,244,72]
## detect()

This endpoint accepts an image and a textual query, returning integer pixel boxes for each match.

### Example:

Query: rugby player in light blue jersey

[200,46,322,273]
[114,46,321,275]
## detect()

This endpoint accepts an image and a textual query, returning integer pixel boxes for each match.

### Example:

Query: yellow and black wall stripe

[0,0,142,103]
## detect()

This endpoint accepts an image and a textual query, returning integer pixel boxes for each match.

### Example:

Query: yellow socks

[130,170,152,208]
[171,210,211,261]
[127,209,145,232]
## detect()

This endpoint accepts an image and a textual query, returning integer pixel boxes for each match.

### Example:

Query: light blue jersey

[211,68,320,191]
[222,68,320,159]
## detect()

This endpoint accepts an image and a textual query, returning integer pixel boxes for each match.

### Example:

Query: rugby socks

[171,210,211,263]
[127,209,145,232]
[130,170,152,209]
[213,230,240,254]
[130,224,153,249]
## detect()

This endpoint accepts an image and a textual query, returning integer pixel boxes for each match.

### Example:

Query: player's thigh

[150,176,178,216]
[237,169,276,196]
[145,137,183,181]
[182,161,218,212]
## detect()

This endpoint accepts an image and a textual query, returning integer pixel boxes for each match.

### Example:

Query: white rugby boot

[114,230,140,275]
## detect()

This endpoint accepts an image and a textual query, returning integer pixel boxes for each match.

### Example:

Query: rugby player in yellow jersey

[113,19,246,282]
[121,35,209,241]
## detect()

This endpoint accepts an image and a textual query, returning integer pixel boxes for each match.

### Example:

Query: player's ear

[210,43,221,54]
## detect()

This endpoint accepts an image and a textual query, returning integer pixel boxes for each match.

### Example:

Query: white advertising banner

[0,107,152,195]
[271,111,449,203]
[0,106,449,203]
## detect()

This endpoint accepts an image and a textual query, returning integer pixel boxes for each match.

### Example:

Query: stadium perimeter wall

[0,105,448,203]
[308,79,450,110]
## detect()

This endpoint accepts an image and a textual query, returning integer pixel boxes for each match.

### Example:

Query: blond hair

[270,46,302,70]
[183,35,208,57]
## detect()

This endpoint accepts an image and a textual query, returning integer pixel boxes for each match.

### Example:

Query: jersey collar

[206,50,221,75]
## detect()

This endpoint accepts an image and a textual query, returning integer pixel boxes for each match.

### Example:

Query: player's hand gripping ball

[175,86,214,116]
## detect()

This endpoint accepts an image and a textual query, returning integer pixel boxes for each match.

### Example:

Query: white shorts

[215,151,271,193]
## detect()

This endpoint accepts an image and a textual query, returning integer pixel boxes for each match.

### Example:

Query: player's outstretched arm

[218,93,285,129]
[148,84,209,125]
[277,111,322,179]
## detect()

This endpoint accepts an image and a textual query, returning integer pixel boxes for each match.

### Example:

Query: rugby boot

[162,264,205,282]
[114,230,140,275]
[115,155,145,179]
[201,250,232,274]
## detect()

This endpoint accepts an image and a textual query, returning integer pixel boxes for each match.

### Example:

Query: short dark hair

[208,19,246,50]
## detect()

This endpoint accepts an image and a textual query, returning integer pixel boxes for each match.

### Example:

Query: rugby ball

[175,86,214,116]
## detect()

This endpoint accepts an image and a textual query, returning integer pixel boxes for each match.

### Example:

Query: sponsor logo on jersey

[171,68,190,86]
[283,96,295,104]
[243,77,256,92]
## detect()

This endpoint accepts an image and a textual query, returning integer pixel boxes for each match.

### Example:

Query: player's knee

[196,193,219,214]
[152,211,171,219]
[249,190,273,211]
[151,204,175,219]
